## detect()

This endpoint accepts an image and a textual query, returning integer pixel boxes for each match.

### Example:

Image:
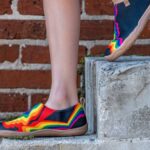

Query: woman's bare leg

[43,0,80,110]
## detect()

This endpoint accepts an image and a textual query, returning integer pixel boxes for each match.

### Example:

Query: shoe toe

[104,48,111,56]
[0,122,18,131]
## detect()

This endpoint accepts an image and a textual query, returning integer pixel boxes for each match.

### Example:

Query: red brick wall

[0,0,150,118]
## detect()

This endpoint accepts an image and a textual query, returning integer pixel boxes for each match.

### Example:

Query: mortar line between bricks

[0,88,81,94]
[17,45,24,66]
[81,14,114,20]
[0,14,148,21]
[0,63,51,70]
[0,39,149,46]
[0,13,149,20]
[0,39,48,46]
[81,0,86,15]
[11,0,19,16]
[0,63,82,70]
[80,39,150,50]
[0,88,50,94]
[28,94,32,110]
[0,112,27,119]
[0,15,115,20]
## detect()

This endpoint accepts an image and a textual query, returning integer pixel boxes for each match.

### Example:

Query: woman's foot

[0,102,88,138]
[105,0,150,61]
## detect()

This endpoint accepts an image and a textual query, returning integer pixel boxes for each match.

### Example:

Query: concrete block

[85,56,150,139]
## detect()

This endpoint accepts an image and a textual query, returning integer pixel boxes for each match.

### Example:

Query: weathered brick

[0,70,51,89]
[22,46,50,64]
[0,0,12,15]
[90,45,106,56]
[0,45,19,62]
[80,20,113,40]
[0,93,28,112]
[0,20,46,39]
[126,45,150,56]
[18,0,44,15]
[85,0,113,15]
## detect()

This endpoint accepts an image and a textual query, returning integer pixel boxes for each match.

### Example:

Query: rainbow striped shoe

[105,0,150,61]
[0,102,88,138]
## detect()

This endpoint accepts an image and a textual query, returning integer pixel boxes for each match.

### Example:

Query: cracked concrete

[85,56,150,140]
[95,56,150,139]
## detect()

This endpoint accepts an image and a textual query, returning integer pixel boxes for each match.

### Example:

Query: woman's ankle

[45,84,79,110]
[45,97,78,110]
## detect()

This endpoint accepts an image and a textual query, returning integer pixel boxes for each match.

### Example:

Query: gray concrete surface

[1,135,150,150]
[85,56,150,139]
[0,135,96,150]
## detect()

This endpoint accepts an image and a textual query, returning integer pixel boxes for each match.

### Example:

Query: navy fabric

[105,48,111,56]
[71,117,87,128]
[0,122,18,131]
[45,105,87,128]
[117,0,150,40]
[45,105,76,122]
[105,0,150,56]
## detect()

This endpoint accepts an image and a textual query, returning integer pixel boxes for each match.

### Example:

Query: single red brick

[126,45,150,56]
[0,20,46,39]
[0,70,51,89]
[0,0,12,15]
[0,93,28,112]
[18,0,44,15]
[80,20,114,40]
[85,0,113,15]
[22,46,50,64]
[140,21,150,39]
[90,45,107,56]
[0,45,19,62]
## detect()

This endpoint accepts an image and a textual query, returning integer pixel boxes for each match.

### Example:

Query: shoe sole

[0,123,88,138]
[105,4,150,62]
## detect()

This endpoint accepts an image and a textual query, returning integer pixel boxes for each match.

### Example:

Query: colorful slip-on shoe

[105,0,150,61]
[0,102,88,138]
